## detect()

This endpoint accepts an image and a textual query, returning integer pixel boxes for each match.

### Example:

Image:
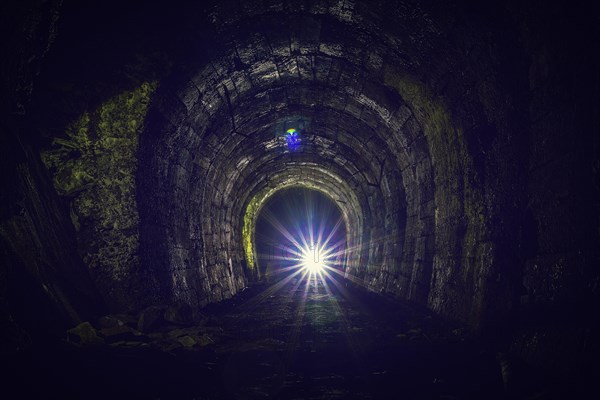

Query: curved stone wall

[135,0,500,325]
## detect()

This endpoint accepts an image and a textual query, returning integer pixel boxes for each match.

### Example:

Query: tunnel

[253,187,348,283]
[1,0,599,398]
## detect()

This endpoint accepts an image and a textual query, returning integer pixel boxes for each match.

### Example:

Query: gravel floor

[7,277,514,399]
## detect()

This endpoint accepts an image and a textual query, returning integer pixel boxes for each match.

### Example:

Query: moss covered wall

[42,81,157,311]
[242,192,262,277]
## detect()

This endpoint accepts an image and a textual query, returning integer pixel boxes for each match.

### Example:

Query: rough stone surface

[164,302,195,325]
[67,322,103,346]
[1,0,599,393]
[137,305,166,333]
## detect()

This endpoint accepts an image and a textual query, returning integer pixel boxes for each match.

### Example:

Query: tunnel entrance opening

[254,187,347,285]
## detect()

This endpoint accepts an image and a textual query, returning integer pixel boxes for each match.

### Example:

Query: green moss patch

[42,82,157,291]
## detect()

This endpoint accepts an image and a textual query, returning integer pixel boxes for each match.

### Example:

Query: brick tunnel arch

[133,0,513,326]
[137,53,436,307]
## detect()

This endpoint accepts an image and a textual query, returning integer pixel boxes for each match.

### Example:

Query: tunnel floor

[10,278,528,399]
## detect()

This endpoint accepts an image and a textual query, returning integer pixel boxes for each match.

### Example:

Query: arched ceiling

[25,0,528,326]
[136,0,487,318]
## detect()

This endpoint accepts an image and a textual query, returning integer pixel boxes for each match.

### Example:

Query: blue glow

[285,128,301,151]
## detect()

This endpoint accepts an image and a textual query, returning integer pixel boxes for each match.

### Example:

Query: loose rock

[67,322,104,346]
[137,305,166,332]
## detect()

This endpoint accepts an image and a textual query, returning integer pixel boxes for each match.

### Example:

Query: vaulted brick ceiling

[129,0,515,326]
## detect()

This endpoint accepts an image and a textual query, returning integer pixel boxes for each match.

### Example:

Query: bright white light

[301,246,325,274]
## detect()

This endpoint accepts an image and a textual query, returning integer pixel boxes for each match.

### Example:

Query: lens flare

[301,245,325,274]
[253,188,351,290]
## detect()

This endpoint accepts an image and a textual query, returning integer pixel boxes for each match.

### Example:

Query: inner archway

[254,187,347,284]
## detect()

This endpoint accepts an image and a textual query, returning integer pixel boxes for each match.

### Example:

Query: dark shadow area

[4,279,553,399]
